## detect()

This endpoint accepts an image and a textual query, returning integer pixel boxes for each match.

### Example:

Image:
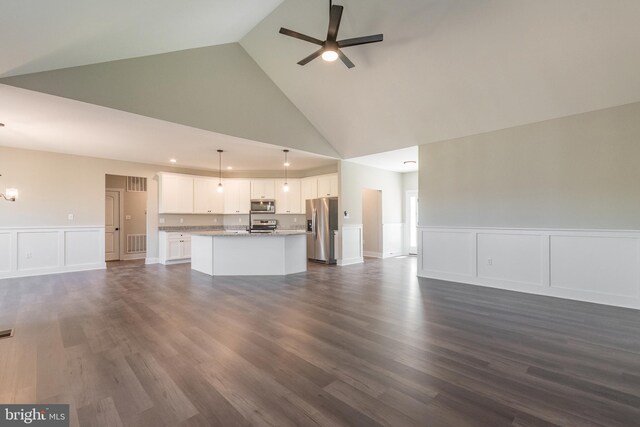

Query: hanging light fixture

[217,150,224,193]
[0,174,18,202]
[283,150,290,192]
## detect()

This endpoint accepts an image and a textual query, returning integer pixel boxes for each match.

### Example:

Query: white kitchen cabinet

[159,173,194,213]
[159,232,191,264]
[223,180,251,214]
[250,179,276,200]
[317,174,339,197]
[300,177,318,202]
[194,178,224,214]
[275,179,302,214]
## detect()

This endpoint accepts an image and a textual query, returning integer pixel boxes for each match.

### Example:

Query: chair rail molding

[417,226,640,309]
[0,226,106,279]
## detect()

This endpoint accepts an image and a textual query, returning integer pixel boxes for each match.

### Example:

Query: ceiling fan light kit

[279,1,383,69]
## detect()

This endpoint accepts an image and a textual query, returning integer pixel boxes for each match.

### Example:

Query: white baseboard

[161,259,191,265]
[363,251,382,258]
[338,257,364,266]
[0,263,106,279]
[417,226,640,310]
[145,257,159,265]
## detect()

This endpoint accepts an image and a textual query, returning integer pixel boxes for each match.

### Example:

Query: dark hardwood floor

[1,257,639,426]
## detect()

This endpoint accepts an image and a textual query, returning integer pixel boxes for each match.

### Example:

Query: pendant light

[283,150,290,192]
[217,150,224,193]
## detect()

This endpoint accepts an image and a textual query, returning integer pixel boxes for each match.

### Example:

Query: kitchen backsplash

[158,214,306,231]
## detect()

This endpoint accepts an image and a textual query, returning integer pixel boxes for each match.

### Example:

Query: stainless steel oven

[250,200,275,214]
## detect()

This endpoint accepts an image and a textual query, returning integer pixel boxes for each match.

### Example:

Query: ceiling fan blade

[338,34,384,48]
[337,49,355,69]
[327,5,344,42]
[279,28,324,46]
[297,49,324,66]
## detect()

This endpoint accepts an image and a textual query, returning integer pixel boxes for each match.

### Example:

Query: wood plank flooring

[1,257,639,426]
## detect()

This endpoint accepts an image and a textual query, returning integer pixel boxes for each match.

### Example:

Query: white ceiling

[0,0,283,77]
[2,0,640,167]
[241,0,640,158]
[0,85,336,172]
[348,147,418,173]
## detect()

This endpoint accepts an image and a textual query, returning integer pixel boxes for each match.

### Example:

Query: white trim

[145,257,159,265]
[363,251,383,258]
[0,226,106,279]
[417,226,640,309]
[337,224,364,266]
[106,187,125,261]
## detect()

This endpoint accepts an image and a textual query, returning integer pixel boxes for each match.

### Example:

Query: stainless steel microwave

[250,200,275,214]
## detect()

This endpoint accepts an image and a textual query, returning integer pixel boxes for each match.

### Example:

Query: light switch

[68,214,74,221]
[125,215,132,220]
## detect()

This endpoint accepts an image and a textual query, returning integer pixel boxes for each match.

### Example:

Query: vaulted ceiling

[1,0,640,167]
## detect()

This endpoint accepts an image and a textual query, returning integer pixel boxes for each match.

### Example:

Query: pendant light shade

[283,150,290,192]
[217,150,224,193]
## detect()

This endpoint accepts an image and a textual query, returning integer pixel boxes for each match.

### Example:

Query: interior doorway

[362,189,383,258]
[105,175,148,262]
[105,189,122,261]
[406,190,418,255]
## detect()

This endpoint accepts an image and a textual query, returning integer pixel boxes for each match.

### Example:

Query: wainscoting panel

[418,227,640,309]
[550,235,639,298]
[65,229,103,267]
[0,227,106,279]
[0,232,11,272]
[420,229,474,276]
[338,224,363,266]
[382,223,404,258]
[477,233,545,286]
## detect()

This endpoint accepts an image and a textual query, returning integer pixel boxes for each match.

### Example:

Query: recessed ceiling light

[227,166,233,170]
[170,158,177,163]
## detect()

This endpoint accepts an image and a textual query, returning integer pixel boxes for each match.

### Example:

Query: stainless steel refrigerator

[306,197,338,264]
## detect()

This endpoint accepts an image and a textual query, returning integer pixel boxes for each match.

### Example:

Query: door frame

[405,190,418,255]
[106,188,125,261]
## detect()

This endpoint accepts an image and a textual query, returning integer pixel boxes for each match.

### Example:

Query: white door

[105,190,120,261]
[406,191,418,255]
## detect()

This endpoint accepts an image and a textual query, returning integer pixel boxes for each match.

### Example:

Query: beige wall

[362,189,382,254]
[0,146,234,260]
[339,161,404,226]
[419,102,640,229]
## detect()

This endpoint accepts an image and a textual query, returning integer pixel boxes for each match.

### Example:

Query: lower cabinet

[159,232,191,264]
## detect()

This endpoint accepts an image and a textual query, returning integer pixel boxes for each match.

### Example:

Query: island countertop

[190,230,308,237]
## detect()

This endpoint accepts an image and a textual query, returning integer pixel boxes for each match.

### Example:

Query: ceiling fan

[279,1,383,69]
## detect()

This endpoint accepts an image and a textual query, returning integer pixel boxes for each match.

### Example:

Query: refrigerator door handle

[314,209,318,239]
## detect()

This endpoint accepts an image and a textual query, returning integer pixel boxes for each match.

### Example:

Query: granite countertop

[159,225,306,232]
[191,230,308,237]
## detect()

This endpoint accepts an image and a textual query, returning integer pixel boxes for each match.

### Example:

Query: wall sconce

[0,174,18,202]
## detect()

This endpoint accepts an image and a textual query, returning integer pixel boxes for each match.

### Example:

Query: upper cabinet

[250,180,276,200]
[275,179,303,214]
[194,178,224,214]
[224,180,251,214]
[300,177,318,201]
[317,174,339,197]
[159,173,194,213]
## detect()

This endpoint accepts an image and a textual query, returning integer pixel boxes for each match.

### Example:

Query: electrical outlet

[26,252,33,259]
[238,217,242,223]
[180,218,184,224]
[487,258,493,266]
[294,217,297,222]
[125,215,132,220]
[159,217,165,224]
[214,218,218,223]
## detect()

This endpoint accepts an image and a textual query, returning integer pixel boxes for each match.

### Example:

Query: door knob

[115,228,119,231]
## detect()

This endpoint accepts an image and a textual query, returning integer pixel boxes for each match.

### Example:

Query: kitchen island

[191,231,307,276]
